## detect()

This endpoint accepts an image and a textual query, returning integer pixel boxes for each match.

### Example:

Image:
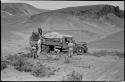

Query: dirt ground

[1,52,124,81]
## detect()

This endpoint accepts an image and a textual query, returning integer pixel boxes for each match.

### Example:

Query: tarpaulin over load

[43,32,72,38]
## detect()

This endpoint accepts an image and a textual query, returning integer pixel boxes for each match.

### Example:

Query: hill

[88,31,124,50]
[26,5,124,42]
[53,5,124,18]
[1,3,49,17]
[1,3,50,25]
[1,4,124,55]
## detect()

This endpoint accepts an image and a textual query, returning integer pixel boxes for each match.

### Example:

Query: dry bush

[31,62,55,77]
[4,53,56,75]
[1,61,7,70]
[63,70,83,81]
[5,54,20,65]
[5,54,34,72]
[1,58,9,70]
[13,57,33,72]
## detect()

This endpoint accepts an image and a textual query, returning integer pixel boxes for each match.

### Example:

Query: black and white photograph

[1,0,124,81]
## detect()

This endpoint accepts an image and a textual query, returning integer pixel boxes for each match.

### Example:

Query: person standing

[31,45,37,59]
[37,27,43,55]
[68,40,74,58]
[37,39,42,56]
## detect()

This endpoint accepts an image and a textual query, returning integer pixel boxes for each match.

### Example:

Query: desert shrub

[1,58,9,70]
[1,61,7,70]
[63,70,83,81]
[5,54,33,72]
[13,57,33,72]
[32,62,55,77]
[6,54,20,65]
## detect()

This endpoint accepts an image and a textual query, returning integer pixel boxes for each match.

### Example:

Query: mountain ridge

[32,4,124,19]
[21,4,124,43]
[55,5,124,18]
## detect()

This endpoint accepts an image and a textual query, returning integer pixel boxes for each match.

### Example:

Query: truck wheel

[76,46,84,55]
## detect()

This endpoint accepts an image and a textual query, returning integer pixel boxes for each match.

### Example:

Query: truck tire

[76,46,84,55]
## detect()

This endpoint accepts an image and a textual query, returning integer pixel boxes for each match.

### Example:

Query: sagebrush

[1,58,9,70]
[5,54,34,72]
[63,70,83,81]
[31,62,55,77]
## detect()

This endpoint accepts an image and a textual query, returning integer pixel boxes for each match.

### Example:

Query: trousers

[68,48,73,57]
[37,44,41,56]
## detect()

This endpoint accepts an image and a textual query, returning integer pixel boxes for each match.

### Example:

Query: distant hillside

[26,5,124,42]
[1,4,124,55]
[1,3,49,17]
[88,31,124,50]
[54,5,124,18]
[28,5,124,25]
[1,3,50,25]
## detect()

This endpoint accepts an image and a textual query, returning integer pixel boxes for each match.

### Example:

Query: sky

[1,1,124,10]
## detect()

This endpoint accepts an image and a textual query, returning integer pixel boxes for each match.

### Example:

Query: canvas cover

[43,32,72,38]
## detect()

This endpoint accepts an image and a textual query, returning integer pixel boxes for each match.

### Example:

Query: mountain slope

[25,5,124,42]
[88,31,124,50]
[1,3,50,25]
[55,5,124,18]
[1,3,49,17]
[1,4,124,55]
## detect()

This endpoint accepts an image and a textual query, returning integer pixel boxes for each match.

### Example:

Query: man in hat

[68,40,74,58]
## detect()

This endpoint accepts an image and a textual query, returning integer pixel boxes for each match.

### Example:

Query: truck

[29,28,88,55]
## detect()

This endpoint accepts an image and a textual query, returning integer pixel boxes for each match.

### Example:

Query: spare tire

[76,46,84,55]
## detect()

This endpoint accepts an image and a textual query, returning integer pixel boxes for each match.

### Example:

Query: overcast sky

[1,1,124,10]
